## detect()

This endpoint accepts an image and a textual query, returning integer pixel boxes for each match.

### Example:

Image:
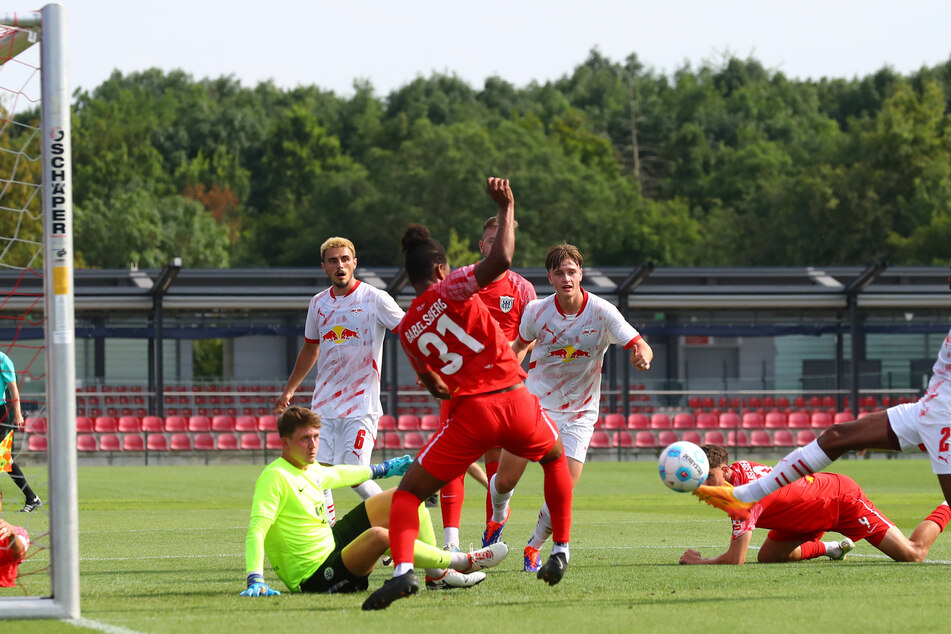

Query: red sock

[799,540,825,560]
[484,460,499,524]
[926,503,951,532]
[440,473,465,530]
[540,453,572,544]
[389,490,422,566]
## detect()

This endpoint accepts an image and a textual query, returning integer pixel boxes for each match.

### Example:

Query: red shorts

[767,479,894,547]
[417,386,560,482]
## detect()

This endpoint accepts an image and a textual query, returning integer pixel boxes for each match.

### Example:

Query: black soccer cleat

[536,552,568,586]
[361,570,420,610]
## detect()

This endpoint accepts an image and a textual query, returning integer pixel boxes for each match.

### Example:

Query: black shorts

[299,501,372,594]
[0,402,14,437]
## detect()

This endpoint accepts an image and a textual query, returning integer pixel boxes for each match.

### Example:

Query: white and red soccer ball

[658,440,709,493]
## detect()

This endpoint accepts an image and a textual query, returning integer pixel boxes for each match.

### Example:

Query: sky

[35,1,951,96]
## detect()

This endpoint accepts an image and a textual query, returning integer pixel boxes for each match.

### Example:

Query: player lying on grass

[0,492,30,588]
[242,406,508,597]
[681,444,950,565]
[695,263,951,521]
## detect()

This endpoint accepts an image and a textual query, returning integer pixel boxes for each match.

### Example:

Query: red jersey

[0,525,29,587]
[477,270,536,341]
[398,264,526,398]
[727,460,866,539]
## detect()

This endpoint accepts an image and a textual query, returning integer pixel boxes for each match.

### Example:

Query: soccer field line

[66,617,145,634]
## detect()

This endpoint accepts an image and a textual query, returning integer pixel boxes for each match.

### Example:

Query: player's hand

[273,392,292,415]
[631,344,653,371]
[371,455,413,479]
[679,549,702,565]
[240,574,280,597]
[486,177,514,209]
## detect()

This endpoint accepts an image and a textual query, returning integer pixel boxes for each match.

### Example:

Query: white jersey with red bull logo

[303,280,404,419]
[519,289,641,419]
[930,328,951,386]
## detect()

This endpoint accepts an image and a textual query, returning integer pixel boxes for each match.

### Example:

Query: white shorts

[315,414,378,466]
[887,386,951,474]
[545,410,597,463]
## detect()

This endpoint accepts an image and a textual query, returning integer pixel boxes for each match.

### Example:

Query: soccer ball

[658,440,709,493]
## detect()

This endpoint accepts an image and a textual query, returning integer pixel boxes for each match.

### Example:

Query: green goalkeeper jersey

[245,457,370,592]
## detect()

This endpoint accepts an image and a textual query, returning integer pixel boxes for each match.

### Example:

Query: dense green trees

[67,51,951,269]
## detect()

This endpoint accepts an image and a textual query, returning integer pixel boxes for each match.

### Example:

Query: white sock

[352,479,383,499]
[528,503,553,549]
[323,489,336,525]
[734,440,832,503]
[449,552,469,570]
[394,562,414,576]
[489,474,513,523]
[823,541,843,558]
[444,527,459,549]
[551,541,570,563]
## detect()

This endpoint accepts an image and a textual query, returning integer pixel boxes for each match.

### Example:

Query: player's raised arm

[474,177,514,288]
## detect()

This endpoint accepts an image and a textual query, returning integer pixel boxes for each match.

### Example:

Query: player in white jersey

[696,263,951,522]
[487,242,653,570]
[275,237,405,523]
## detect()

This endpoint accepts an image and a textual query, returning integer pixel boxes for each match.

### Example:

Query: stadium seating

[634,431,656,448]
[241,433,263,450]
[695,412,717,429]
[76,417,94,433]
[379,415,397,430]
[787,411,810,429]
[94,416,118,433]
[764,411,787,428]
[123,434,145,451]
[382,432,402,450]
[234,415,258,432]
[28,435,48,452]
[590,430,611,448]
[212,415,235,432]
[627,413,649,429]
[402,432,425,449]
[727,430,750,447]
[718,412,740,429]
[118,416,141,432]
[603,413,626,429]
[77,434,97,451]
[657,430,679,446]
[420,415,440,431]
[796,430,817,445]
[810,412,833,429]
[672,413,694,429]
[703,431,725,445]
[265,433,282,450]
[772,430,795,447]
[99,434,121,451]
[649,413,671,429]
[397,415,421,431]
[613,431,635,448]
[741,412,764,429]
[749,430,771,447]
[188,416,212,432]
[193,433,215,451]
[147,434,169,451]
[170,433,192,451]
[25,417,47,434]
[216,433,239,450]
[164,416,187,432]
[258,415,277,431]
[681,430,702,445]
[833,411,852,424]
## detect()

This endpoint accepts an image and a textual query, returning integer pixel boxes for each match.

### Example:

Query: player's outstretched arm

[275,342,319,414]
[240,573,281,597]
[630,339,653,371]
[679,532,751,565]
[474,177,515,288]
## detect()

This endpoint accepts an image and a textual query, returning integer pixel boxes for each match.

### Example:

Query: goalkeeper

[242,406,507,597]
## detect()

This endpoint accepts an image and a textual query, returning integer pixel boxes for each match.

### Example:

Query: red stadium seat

[237,433,261,450]
[212,415,235,432]
[657,430,679,446]
[810,412,833,429]
[118,416,141,432]
[833,411,853,424]
[188,416,212,432]
[164,416,187,432]
[77,434,97,451]
[718,412,740,429]
[687,396,701,409]
[764,412,787,429]
[99,434,121,451]
[772,430,795,447]
[216,433,239,450]
[649,414,671,429]
[695,412,717,429]
[796,430,817,445]
[258,415,278,432]
[681,430,702,445]
[141,416,163,433]
[608,431,632,448]
[382,432,402,450]
[602,413,625,430]
[234,415,258,432]
[192,433,214,451]
[589,430,611,448]
[379,415,397,430]
[146,434,169,451]
[702,431,726,445]
[123,434,145,451]
[265,433,282,450]
[76,416,94,433]
[398,415,421,431]
[741,412,764,429]
[727,430,749,447]
[170,433,192,451]
[634,431,656,448]
[25,417,47,434]
[402,432,426,449]
[27,435,48,452]
[787,411,810,429]
[672,413,694,429]
[420,415,441,431]
[627,414,649,429]
[94,416,118,433]
[749,430,771,448]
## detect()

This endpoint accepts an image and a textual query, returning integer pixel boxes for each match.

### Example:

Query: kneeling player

[680,444,950,565]
[241,406,507,597]
[0,492,30,588]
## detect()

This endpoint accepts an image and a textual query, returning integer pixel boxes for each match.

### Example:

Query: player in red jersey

[362,178,574,610]
[681,445,950,565]
[437,215,537,551]
[0,493,30,587]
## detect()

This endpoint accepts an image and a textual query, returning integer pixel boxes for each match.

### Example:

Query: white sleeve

[303,296,321,342]
[375,289,405,331]
[518,301,540,343]
[604,301,639,348]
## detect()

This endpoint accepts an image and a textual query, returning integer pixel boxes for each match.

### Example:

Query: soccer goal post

[0,3,79,619]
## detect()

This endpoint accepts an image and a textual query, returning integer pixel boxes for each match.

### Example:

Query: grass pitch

[2,455,950,632]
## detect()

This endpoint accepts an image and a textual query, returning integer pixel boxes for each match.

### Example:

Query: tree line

[61,49,951,269]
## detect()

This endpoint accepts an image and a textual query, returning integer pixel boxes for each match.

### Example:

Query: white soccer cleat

[459,542,509,573]
[828,538,854,561]
[425,568,486,590]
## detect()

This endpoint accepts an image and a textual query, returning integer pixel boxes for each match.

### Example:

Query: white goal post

[0,3,79,620]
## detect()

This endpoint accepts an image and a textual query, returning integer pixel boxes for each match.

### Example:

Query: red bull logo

[322,325,361,344]
[547,345,590,362]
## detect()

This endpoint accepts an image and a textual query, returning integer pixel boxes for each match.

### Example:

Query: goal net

[0,4,79,619]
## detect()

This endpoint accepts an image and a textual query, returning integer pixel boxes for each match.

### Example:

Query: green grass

[3,456,951,632]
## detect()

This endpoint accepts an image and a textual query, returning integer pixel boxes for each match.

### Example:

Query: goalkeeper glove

[240,573,280,597]
[370,454,412,479]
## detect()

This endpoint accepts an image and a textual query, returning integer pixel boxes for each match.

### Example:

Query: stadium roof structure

[2,263,950,312]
